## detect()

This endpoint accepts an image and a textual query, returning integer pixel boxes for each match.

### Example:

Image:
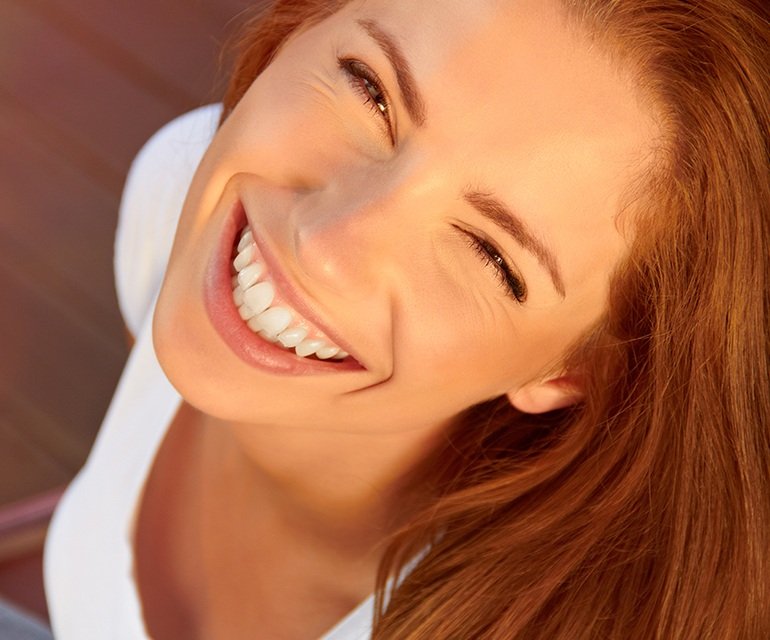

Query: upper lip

[240,202,365,369]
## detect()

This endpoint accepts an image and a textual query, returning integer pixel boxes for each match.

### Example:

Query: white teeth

[231,228,350,363]
[239,304,257,321]
[254,327,278,342]
[295,339,326,358]
[250,307,292,339]
[238,230,253,253]
[237,262,263,289]
[246,316,264,334]
[233,245,254,271]
[277,327,308,348]
[233,286,244,307]
[242,281,274,315]
[316,345,341,360]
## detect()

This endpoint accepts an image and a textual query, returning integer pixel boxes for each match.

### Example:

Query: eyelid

[454,224,528,303]
[337,56,396,146]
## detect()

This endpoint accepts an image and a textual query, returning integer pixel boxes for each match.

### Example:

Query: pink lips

[203,199,364,374]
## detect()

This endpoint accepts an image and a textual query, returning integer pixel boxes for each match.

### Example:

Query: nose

[289,175,417,298]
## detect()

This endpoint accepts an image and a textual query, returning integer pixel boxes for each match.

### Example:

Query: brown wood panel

[0,93,125,327]
[0,488,63,561]
[25,0,216,109]
[0,416,69,506]
[0,0,262,505]
[0,549,49,622]
[0,254,124,474]
[199,0,262,24]
[0,102,127,491]
[26,0,257,111]
[0,0,182,183]
[0,0,267,615]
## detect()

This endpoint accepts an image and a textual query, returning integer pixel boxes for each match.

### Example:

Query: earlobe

[507,374,584,414]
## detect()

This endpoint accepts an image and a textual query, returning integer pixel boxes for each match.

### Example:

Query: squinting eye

[338,57,394,145]
[460,230,528,303]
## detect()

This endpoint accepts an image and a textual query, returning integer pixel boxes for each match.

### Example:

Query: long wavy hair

[221,1,770,637]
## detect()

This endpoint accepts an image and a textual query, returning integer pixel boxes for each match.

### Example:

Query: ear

[506,373,584,414]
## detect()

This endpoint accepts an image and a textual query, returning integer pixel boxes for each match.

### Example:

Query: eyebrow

[356,19,427,127]
[464,191,566,298]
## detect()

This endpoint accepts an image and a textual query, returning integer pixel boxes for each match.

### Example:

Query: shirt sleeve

[114,103,222,337]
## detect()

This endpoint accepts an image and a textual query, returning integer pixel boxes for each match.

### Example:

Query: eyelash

[338,57,394,145]
[461,230,527,303]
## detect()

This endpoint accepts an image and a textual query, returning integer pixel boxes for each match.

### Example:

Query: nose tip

[291,192,395,298]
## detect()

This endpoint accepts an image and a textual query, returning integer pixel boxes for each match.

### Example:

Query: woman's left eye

[460,230,528,303]
[338,57,394,145]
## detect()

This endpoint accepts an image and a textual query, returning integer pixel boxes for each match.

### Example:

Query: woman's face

[155,0,657,432]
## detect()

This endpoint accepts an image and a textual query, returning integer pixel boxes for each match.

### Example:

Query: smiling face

[154,0,658,433]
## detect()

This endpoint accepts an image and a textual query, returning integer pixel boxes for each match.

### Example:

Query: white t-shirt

[43,105,374,640]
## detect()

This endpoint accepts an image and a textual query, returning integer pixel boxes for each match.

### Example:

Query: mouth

[232,224,351,360]
[204,200,365,374]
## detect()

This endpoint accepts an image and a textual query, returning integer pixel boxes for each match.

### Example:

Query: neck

[195,406,448,552]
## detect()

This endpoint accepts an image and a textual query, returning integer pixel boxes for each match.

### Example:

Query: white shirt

[43,105,374,640]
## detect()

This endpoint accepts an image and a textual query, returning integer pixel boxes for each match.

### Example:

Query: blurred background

[0,0,259,624]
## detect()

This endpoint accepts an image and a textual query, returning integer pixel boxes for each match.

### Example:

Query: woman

[44,0,770,638]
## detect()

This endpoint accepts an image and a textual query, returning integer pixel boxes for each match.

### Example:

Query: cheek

[214,74,361,189]
[388,285,525,403]
[394,285,603,405]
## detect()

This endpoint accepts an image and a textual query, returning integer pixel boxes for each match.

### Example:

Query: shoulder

[115,104,222,337]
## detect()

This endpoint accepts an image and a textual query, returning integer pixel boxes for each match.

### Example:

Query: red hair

[222,2,770,637]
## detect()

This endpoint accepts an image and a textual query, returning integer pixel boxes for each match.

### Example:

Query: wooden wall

[0,0,259,617]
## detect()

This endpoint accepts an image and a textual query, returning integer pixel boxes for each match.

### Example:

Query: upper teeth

[232,228,349,361]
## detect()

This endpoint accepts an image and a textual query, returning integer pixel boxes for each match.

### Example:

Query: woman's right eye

[337,57,395,146]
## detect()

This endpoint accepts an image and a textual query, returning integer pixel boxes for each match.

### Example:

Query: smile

[203,199,364,374]
[231,226,349,361]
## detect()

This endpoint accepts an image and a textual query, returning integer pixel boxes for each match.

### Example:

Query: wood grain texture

[0,0,255,513]
[0,0,263,618]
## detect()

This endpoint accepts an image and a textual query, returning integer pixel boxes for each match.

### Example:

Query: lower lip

[203,200,363,374]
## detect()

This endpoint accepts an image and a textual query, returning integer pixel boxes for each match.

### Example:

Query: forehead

[347,0,649,147]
